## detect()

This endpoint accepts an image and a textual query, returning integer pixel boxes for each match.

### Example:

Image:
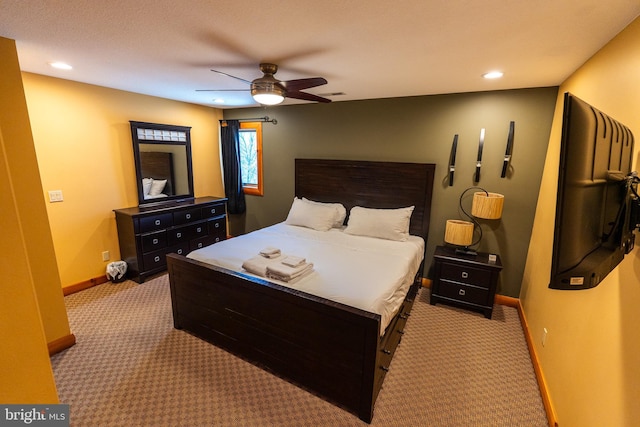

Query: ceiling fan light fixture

[252,92,285,105]
[251,81,285,105]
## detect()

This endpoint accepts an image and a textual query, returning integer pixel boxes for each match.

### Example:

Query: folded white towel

[266,262,314,281]
[241,254,282,277]
[260,246,281,258]
[266,264,314,284]
[281,255,306,268]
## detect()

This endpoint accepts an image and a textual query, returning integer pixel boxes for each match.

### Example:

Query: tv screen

[550,93,635,290]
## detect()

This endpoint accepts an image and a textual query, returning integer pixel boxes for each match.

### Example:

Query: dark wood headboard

[294,159,436,241]
[140,151,174,195]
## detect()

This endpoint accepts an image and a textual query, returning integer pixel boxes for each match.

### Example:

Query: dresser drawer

[142,249,168,271]
[139,213,173,233]
[208,217,226,237]
[438,280,490,306]
[191,232,225,251]
[440,262,492,288]
[173,208,201,225]
[167,224,193,245]
[192,222,208,238]
[201,203,225,219]
[169,243,191,257]
[141,230,167,253]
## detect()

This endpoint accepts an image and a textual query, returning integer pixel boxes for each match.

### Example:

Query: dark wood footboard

[167,253,418,423]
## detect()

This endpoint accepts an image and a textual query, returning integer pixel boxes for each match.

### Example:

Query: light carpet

[51,274,548,426]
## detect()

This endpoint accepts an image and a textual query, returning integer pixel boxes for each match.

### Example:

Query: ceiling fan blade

[281,77,328,92]
[210,69,252,85]
[196,89,250,92]
[286,91,332,103]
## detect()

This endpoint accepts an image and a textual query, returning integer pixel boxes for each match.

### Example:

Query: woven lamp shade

[471,192,504,219]
[444,220,474,246]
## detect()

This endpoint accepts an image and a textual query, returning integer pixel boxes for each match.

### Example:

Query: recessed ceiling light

[213,98,225,104]
[483,71,503,79]
[49,61,73,70]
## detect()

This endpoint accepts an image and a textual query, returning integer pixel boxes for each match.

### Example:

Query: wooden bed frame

[167,159,435,422]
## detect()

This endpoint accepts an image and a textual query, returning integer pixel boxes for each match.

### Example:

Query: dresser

[430,245,503,319]
[114,196,227,283]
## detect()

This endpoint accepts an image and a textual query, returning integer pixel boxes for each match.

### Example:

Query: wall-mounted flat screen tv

[550,93,636,290]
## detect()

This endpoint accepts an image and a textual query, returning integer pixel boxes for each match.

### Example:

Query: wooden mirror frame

[130,121,194,207]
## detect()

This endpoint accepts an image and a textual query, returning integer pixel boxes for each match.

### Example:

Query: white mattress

[187,222,425,334]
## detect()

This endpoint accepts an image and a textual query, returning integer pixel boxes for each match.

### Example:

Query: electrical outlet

[48,190,64,202]
[102,251,110,262]
[542,328,548,347]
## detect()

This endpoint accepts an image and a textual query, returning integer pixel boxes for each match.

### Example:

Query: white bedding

[187,222,425,334]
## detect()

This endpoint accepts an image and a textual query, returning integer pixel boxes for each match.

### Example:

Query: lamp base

[454,247,478,256]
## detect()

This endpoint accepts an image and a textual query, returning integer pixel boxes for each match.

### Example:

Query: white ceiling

[1,0,639,108]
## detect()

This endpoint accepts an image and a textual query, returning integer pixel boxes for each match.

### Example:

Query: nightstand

[430,245,503,319]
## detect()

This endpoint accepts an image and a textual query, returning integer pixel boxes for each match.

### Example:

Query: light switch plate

[48,190,64,202]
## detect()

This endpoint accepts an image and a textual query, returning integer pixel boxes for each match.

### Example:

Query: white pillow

[142,178,153,195]
[149,179,167,196]
[302,197,346,228]
[285,197,338,231]
[344,206,415,241]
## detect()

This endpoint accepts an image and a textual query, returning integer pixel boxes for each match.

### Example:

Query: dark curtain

[220,120,246,214]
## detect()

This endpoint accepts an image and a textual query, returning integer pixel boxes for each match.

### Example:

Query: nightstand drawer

[440,262,492,288]
[438,280,490,306]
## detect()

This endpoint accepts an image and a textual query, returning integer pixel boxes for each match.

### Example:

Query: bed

[167,159,435,422]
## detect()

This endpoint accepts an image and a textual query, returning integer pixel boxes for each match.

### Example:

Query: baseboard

[420,278,557,426]
[63,274,109,296]
[48,333,76,356]
[516,301,559,427]
[495,294,519,307]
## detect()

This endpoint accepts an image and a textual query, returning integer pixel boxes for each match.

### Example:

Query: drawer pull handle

[153,238,158,245]
[215,237,220,242]
[197,243,203,248]
[215,223,220,228]
[461,272,469,279]
[211,208,216,214]
[154,256,160,262]
[459,289,466,296]
[176,232,182,238]
[197,227,202,233]
[382,349,391,355]
[380,366,389,372]
[400,314,408,319]
[155,219,161,226]
[186,213,191,219]
[177,249,183,254]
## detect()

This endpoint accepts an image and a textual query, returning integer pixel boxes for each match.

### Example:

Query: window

[238,121,263,196]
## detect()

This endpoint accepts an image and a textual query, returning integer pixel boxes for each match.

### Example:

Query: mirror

[130,121,194,206]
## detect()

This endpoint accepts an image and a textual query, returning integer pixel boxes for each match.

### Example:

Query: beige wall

[22,73,224,289]
[0,37,59,403]
[521,17,640,427]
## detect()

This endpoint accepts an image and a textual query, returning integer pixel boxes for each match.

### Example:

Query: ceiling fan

[198,63,331,105]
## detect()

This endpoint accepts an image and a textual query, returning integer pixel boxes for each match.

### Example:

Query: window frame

[239,121,264,196]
